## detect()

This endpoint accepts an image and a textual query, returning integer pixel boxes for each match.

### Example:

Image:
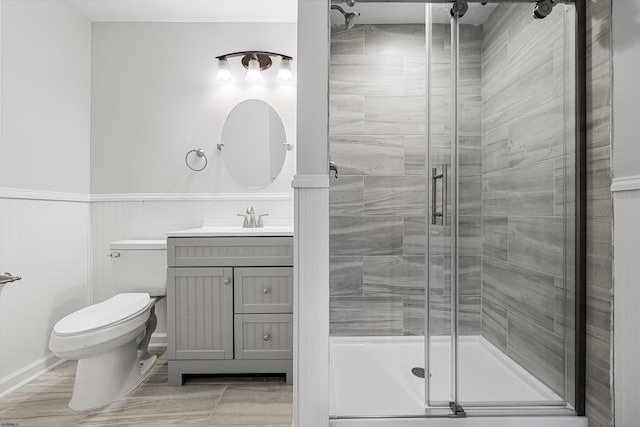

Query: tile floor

[0,349,293,427]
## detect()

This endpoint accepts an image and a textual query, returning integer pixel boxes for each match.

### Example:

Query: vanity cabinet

[166,236,293,386]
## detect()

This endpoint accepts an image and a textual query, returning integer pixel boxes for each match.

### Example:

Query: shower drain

[411,367,425,378]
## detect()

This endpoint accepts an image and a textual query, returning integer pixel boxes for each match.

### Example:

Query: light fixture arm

[216,51,293,72]
[216,50,293,82]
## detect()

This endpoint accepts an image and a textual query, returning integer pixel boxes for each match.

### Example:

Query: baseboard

[0,353,63,398]
[150,332,167,348]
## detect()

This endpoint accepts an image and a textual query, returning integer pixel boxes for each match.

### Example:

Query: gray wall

[478,4,572,397]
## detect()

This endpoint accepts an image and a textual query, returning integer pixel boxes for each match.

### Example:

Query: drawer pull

[224,278,231,285]
[263,287,271,294]
[263,334,271,341]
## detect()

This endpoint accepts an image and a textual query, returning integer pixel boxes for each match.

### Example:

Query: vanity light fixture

[277,58,293,82]
[216,58,232,82]
[245,56,263,82]
[215,51,294,83]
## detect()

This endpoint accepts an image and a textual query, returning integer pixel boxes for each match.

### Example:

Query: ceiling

[66,0,298,23]
[65,0,496,26]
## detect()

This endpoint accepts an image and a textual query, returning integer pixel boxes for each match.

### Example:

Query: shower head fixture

[331,5,360,30]
[331,0,356,6]
[450,0,468,18]
[533,0,555,19]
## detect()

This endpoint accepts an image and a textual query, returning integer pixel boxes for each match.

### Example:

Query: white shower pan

[329,336,587,426]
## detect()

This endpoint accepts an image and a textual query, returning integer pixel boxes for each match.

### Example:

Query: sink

[166,218,293,237]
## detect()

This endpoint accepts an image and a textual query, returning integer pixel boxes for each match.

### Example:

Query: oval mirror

[220,99,287,189]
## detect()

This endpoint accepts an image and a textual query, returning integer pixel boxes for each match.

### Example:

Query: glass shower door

[426,0,578,413]
[426,2,458,410]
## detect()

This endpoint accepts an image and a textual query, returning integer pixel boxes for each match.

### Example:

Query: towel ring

[185,148,207,172]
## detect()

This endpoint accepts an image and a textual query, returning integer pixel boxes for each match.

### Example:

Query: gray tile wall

[328,6,613,422]
[479,4,572,397]
[329,24,483,337]
[329,24,429,337]
[584,1,613,426]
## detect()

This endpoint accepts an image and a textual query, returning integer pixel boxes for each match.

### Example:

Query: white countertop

[166,218,294,237]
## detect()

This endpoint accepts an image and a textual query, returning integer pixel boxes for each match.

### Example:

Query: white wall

[611,1,640,179]
[0,0,90,193]
[90,22,296,195]
[612,2,640,426]
[0,0,91,396]
[293,0,330,426]
[89,22,297,335]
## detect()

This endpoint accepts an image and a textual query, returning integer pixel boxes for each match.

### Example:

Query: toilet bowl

[48,240,167,411]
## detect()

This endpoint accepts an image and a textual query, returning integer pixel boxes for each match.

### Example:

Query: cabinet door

[234,267,293,314]
[167,267,233,360]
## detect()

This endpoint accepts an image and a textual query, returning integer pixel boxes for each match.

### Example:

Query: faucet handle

[257,214,269,228]
[237,213,249,228]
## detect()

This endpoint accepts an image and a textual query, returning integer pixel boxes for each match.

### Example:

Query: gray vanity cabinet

[167,267,234,360]
[166,236,293,386]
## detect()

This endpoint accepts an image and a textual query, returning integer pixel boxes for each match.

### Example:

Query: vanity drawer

[234,267,293,314]
[168,237,293,267]
[234,314,293,360]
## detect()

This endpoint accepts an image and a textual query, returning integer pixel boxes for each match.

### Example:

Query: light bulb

[216,58,232,82]
[277,58,293,82]
[246,58,262,82]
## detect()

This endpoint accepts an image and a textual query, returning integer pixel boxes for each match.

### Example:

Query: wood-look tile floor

[0,349,293,427]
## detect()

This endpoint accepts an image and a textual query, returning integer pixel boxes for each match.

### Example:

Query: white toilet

[49,240,167,411]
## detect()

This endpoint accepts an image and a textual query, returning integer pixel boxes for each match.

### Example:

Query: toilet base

[69,340,158,411]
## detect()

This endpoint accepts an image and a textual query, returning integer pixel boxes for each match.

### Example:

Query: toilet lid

[53,293,151,336]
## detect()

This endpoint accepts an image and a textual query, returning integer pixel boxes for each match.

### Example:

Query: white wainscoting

[612,179,640,427]
[90,195,294,337]
[0,195,90,397]
[292,175,329,427]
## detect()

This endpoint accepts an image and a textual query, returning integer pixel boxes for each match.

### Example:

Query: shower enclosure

[328,0,585,422]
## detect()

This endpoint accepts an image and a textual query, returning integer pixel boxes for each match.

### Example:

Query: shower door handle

[431,164,447,226]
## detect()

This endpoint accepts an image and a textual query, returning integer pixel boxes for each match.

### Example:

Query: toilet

[49,240,167,411]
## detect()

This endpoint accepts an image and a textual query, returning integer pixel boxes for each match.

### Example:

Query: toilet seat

[54,293,151,337]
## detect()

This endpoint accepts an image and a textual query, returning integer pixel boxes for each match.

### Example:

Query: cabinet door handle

[263,287,271,294]
[263,334,271,341]
[224,278,231,285]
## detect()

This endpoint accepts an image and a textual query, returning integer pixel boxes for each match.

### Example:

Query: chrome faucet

[238,206,269,228]
[247,206,256,228]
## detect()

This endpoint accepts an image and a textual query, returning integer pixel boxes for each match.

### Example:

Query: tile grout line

[205,383,228,426]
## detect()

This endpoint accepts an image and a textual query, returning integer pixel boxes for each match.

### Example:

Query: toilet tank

[110,240,167,296]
